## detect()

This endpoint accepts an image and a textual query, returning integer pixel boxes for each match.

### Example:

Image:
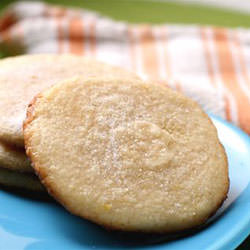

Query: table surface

[0,0,249,249]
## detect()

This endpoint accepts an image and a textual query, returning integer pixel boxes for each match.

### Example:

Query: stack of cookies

[0,54,138,192]
[0,54,229,233]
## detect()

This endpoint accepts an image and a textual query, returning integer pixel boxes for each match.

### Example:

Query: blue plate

[0,115,250,250]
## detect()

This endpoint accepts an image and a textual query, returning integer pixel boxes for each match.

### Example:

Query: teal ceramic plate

[0,115,249,250]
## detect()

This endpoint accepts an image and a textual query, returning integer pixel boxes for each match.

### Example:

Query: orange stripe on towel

[0,13,16,32]
[69,18,84,55]
[138,25,159,80]
[1,29,11,43]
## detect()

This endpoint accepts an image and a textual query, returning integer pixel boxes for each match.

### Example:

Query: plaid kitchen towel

[0,1,250,134]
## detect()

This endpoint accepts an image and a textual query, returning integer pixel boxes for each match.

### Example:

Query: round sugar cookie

[24,78,229,233]
[0,167,44,192]
[0,54,139,147]
[0,141,32,173]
